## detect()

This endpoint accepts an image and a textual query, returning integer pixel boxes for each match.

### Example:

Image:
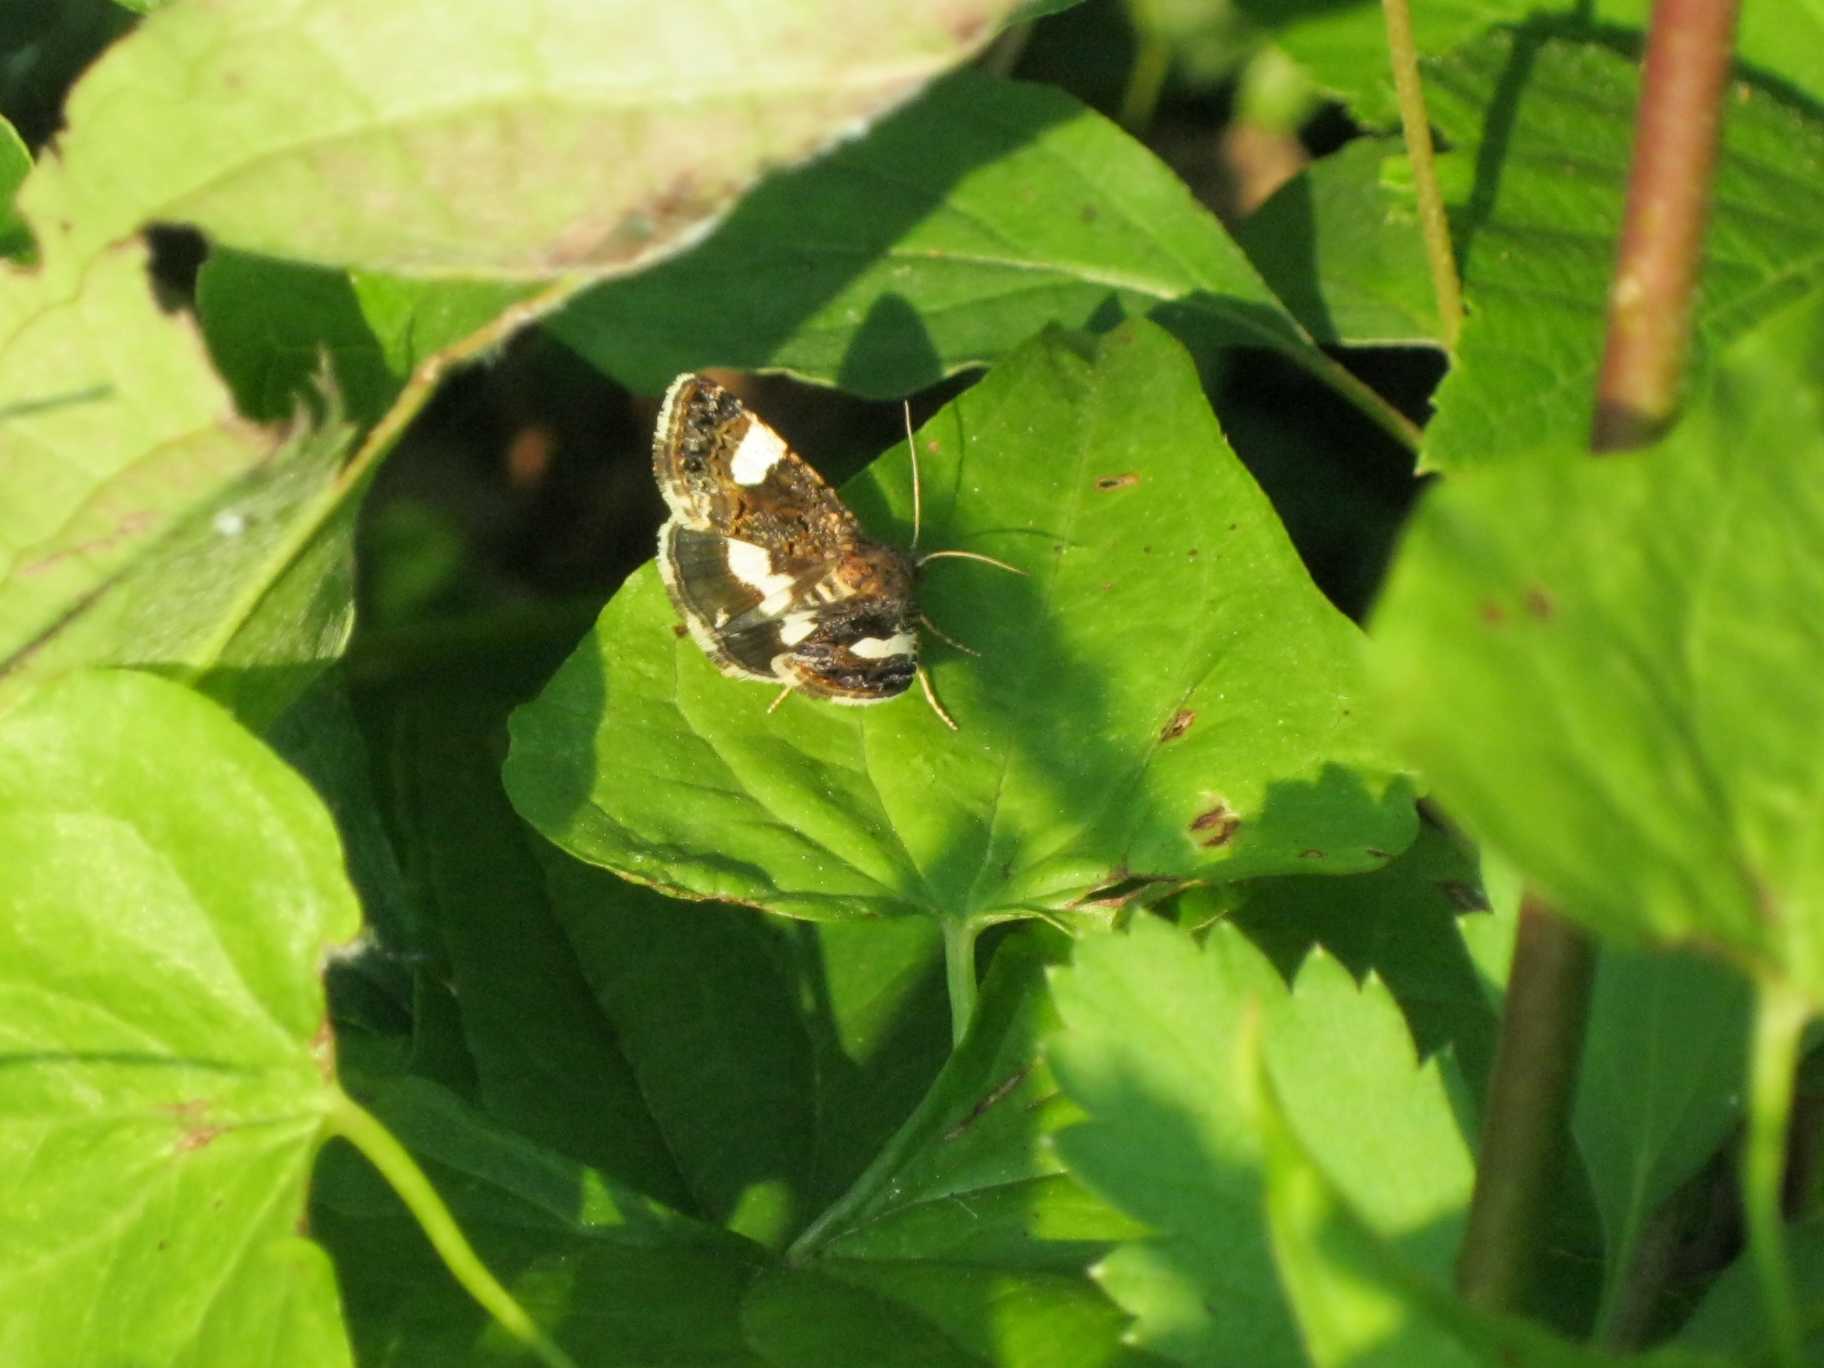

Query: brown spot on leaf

[1190,802,1240,846]
[1096,472,1140,491]
[673,623,689,638]
[1479,600,1508,625]
[943,1067,1030,1140]
[1524,586,1556,619]
[1187,548,1199,559]
[1366,848,1390,860]
[1299,848,1325,860]
[177,1125,223,1153]
[1160,709,1196,742]
[1074,869,1179,910]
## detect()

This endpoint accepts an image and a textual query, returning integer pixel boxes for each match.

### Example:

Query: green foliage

[506,318,1415,929]
[548,69,1318,397]
[1372,293,1824,995]
[3,1,1822,1365]
[0,670,360,1365]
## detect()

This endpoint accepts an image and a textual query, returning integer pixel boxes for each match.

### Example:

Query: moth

[651,374,1019,730]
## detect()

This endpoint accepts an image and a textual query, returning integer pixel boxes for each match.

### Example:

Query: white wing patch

[724,539,795,598]
[729,421,789,486]
[848,632,916,660]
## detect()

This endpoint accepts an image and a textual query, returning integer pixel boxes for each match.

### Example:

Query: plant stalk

[1458,0,1745,1316]
[327,1092,580,1368]
[1744,985,1811,1368]
[1381,0,1463,352]
[942,917,982,1047]
[1592,0,1743,448]
[1455,894,1596,1310]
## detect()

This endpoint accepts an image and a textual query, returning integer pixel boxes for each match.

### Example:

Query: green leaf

[547,855,951,1245]
[370,685,688,1207]
[323,938,1145,1364]
[0,115,33,263]
[1575,948,1752,1334]
[0,234,363,727]
[1048,917,1473,1365]
[505,319,1415,933]
[1421,32,1824,472]
[0,669,358,1365]
[313,1075,766,1366]
[1227,820,1500,1090]
[1236,136,1442,348]
[26,0,1027,277]
[197,250,537,423]
[1238,1,1824,131]
[176,1239,355,1368]
[1371,291,1824,999]
[1255,1048,1731,1368]
[549,68,1317,399]
[362,639,955,1243]
[792,930,1146,1267]
[743,1258,1150,1367]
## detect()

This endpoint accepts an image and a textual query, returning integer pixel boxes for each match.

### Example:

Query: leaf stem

[325,1091,580,1368]
[334,275,591,500]
[1743,983,1810,1368]
[1380,0,1462,352]
[1592,0,1743,448]
[942,917,981,1047]
[1455,894,1596,1311]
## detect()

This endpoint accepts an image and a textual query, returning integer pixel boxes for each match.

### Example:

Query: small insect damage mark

[1365,847,1391,860]
[1160,708,1196,743]
[177,1125,225,1153]
[1189,802,1240,847]
[943,1067,1031,1141]
[1524,585,1556,619]
[1298,848,1326,860]
[672,623,689,638]
[1072,868,1179,912]
[160,1099,223,1153]
[1479,600,1508,625]
[1095,472,1140,491]
[1437,880,1491,912]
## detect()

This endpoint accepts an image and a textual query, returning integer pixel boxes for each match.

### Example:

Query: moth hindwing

[652,374,921,708]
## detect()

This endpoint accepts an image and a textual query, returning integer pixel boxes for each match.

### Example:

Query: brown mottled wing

[652,375,919,701]
[652,375,854,556]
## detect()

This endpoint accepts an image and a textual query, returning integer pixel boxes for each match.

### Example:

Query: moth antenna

[916,548,1027,576]
[767,684,794,715]
[903,400,922,551]
[916,665,959,731]
[919,613,980,657]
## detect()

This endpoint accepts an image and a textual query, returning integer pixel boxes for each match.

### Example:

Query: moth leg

[918,613,979,658]
[767,684,794,715]
[916,666,959,732]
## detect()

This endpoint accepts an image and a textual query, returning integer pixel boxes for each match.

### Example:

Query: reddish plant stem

[1592,0,1743,449]
[1459,0,1743,1316]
